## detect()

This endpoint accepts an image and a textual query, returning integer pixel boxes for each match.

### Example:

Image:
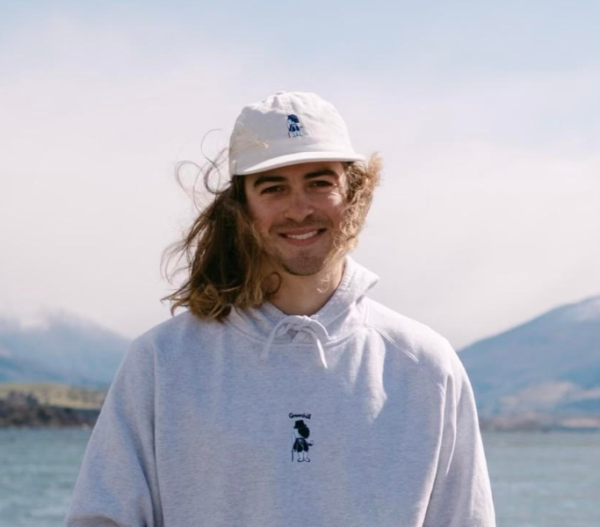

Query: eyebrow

[252,168,339,188]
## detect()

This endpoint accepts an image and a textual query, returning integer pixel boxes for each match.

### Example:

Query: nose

[284,189,315,222]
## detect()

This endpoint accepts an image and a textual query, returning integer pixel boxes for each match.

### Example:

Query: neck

[267,258,345,316]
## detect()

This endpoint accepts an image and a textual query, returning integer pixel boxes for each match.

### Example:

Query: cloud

[1,11,599,348]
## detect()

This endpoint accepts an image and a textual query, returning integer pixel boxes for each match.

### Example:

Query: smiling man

[66,92,496,526]
[245,161,350,316]
[248,163,344,275]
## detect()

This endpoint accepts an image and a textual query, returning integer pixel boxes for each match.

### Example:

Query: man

[66,91,496,526]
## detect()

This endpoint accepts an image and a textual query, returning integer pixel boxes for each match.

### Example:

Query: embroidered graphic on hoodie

[290,416,314,462]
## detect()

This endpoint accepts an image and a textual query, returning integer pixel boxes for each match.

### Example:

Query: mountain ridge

[0,310,129,387]
[458,293,600,418]
[1,294,599,427]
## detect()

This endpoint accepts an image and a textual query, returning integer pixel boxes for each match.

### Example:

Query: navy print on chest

[291,419,314,462]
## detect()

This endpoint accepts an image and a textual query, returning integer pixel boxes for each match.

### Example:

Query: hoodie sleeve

[423,347,496,527]
[64,338,163,527]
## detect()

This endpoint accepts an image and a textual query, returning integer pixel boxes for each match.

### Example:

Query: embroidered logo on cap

[287,114,303,138]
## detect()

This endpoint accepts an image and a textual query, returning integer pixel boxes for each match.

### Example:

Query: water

[1,429,599,526]
[483,431,600,526]
[0,428,89,527]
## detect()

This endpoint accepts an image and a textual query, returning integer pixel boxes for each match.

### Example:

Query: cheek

[247,202,277,235]
[328,191,345,207]
[324,192,346,219]
[323,184,346,204]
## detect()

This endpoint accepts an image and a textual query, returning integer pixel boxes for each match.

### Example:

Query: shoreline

[0,390,101,428]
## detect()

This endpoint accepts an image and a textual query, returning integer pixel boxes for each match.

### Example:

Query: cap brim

[234,151,366,176]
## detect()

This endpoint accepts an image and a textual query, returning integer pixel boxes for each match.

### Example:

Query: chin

[280,257,327,276]
[280,251,345,277]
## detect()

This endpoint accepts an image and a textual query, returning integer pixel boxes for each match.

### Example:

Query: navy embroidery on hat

[287,114,303,138]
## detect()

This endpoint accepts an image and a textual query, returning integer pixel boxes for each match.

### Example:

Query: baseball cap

[229,91,365,176]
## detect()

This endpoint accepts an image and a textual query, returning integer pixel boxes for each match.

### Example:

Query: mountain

[2,294,599,426]
[0,311,129,387]
[458,294,600,419]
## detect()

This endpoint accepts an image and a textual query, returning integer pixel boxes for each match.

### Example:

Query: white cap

[229,91,365,176]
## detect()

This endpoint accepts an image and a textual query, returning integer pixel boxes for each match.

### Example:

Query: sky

[1,0,599,349]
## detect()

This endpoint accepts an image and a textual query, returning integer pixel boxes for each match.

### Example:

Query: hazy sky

[1,1,599,349]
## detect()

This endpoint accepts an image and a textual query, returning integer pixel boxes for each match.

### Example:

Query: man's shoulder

[364,298,458,385]
[364,298,452,351]
[131,310,221,356]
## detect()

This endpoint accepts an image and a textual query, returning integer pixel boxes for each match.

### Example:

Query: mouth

[278,228,326,245]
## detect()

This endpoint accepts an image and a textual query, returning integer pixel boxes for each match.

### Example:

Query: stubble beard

[281,252,332,277]
[267,239,333,277]
[261,219,347,277]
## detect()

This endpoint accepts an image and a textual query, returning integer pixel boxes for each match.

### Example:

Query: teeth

[285,230,319,240]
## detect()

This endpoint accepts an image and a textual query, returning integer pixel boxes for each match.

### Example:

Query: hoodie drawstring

[261,315,330,369]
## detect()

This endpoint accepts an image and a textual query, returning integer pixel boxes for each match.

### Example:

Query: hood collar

[228,257,379,368]
[261,314,330,368]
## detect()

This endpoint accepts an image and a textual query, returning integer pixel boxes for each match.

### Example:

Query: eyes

[259,179,334,196]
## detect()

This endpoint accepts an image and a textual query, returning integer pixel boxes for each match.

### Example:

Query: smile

[278,229,326,245]
[284,231,319,240]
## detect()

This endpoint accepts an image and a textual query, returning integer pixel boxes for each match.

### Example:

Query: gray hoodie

[65,257,495,526]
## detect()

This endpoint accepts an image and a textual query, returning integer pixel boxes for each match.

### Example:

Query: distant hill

[0,384,103,427]
[0,382,107,409]
[0,311,129,387]
[2,296,599,430]
[458,294,600,420]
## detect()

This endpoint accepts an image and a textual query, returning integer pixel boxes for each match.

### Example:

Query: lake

[1,429,598,526]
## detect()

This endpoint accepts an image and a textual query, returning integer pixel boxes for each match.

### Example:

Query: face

[244,161,348,276]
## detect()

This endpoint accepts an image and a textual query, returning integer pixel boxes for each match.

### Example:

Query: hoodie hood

[227,257,379,368]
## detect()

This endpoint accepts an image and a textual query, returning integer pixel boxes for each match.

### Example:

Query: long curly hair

[161,151,382,320]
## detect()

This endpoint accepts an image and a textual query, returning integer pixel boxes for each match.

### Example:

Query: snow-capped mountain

[0,311,129,387]
[458,295,600,417]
